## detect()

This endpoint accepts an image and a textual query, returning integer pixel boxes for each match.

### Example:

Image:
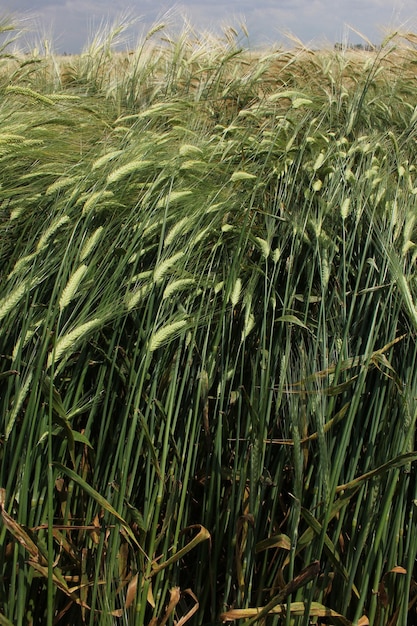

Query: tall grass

[2,16,417,625]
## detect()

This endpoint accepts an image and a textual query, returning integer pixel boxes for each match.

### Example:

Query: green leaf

[256,534,291,553]
[300,506,360,597]
[53,463,148,558]
[336,452,417,493]
[276,314,309,330]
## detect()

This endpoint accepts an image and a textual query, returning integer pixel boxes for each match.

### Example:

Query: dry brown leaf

[151,525,210,576]
[147,580,156,608]
[236,514,254,592]
[89,513,101,545]
[1,503,48,566]
[118,541,129,580]
[220,601,352,625]
[176,588,199,626]
[378,566,408,611]
[159,586,180,626]
[28,560,89,609]
[125,573,138,609]
[255,533,291,553]
[378,580,389,608]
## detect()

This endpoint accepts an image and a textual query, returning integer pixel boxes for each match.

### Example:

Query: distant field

[2,18,417,626]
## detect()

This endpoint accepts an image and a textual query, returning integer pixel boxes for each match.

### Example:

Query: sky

[2,0,416,54]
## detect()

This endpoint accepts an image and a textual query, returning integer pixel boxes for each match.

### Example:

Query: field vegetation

[2,15,417,626]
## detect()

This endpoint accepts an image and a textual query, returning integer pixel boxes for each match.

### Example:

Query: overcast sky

[3,0,416,54]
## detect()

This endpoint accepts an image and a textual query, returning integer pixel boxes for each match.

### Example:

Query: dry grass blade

[228,561,321,625]
[0,501,48,566]
[150,525,210,576]
[53,463,148,558]
[176,589,199,625]
[125,574,138,610]
[221,601,356,625]
[159,586,180,626]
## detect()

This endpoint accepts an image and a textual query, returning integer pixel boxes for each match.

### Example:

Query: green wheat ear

[5,85,56,105]
[230,277,242,307]
[163,278,195,300]
[0,281,29,323]
[148,319,188,351]
[59,264,88,311]
[92,149,124,170]
[153,252,185,284]
[107,159,153,184]
[47,318,102,368]
[80,227,103,260]
[36,216,70,251]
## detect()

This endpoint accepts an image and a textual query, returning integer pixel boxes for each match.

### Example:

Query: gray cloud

[3,0,417,53]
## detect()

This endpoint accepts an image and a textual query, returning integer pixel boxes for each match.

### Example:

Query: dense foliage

[2,17,417,626]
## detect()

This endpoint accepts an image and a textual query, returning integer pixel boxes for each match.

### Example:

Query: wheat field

[2,16,417,626]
